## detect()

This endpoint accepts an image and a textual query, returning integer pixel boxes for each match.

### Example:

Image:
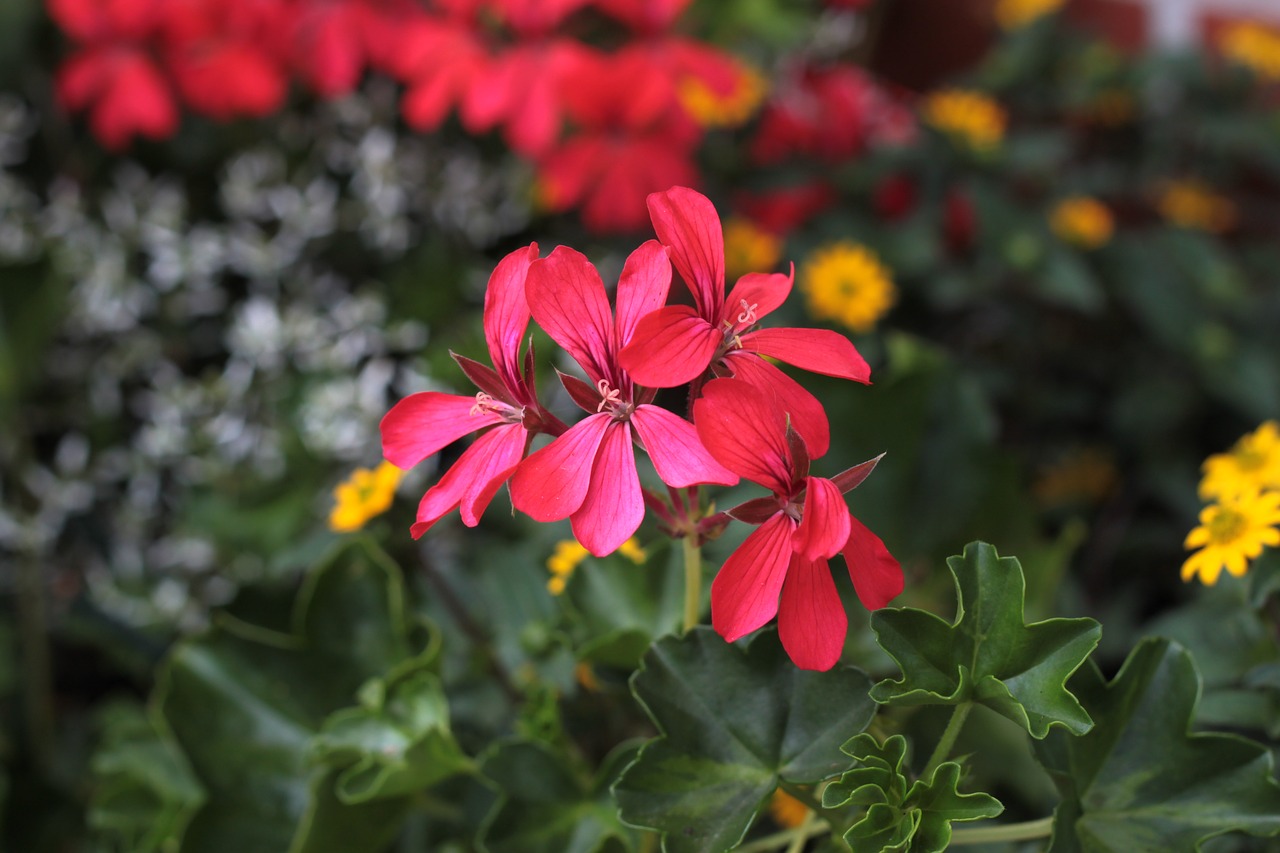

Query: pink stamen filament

[737,299,758,326]
[596,379,624,413]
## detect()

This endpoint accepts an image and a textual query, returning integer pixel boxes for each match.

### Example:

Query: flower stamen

[596,379,623,413]
[737,299,759,326]
[470,391,495,417]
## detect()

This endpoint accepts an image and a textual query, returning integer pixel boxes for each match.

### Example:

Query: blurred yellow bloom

[800,241,895,334]
[921,89,1006,152]
[678,62,767,129]
[1200,421,1280,499]
[1050,196,1114,250]
[328,461,402,532]
[1220,21,1280,81]
[546,536,646,594]
[723,217,782,280]
[1033,448,1118,507]
[995,0,1065,30]
[1157,180,1238,233]
[1182,488,1280,585]
[769,789,810,828]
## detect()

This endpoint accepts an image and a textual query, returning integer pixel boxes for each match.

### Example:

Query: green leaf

[871,542,1101,738]
[1035,637,1280,852]
[825,735,1003,853]
[612,627,876,853]
[480,740,640,853]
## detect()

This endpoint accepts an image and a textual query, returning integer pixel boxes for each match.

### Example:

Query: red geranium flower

[509,242,737,555]
[381,244,565,538]
[693,378,903,670]
[618,186,871,456]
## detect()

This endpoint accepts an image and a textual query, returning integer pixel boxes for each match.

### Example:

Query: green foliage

[871,542,1101,738]
[613,628,877,853]
[824,734,1004,853]
[1036,638,1280,852]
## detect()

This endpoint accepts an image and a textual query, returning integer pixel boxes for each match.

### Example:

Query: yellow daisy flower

[799,241,895,334]
[1156,180,1238,234]
[722,217,782,281]
[1219,21,1280,82]
[921,89,1007,152]
[995,0,1065,31]
[1182,488,1280,585]
[1199,421,1280,499]
[678,62,768,129]
[328,460,403,532]
[546,537,646,594]
[1050,196,1114,250]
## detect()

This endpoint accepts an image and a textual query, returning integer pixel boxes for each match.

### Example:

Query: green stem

[950,816,1055,845]
[682,534,702,633]
[785,813,818,853]
[922,702,972,780]
[18,554,53,773]
[735,821,830,853]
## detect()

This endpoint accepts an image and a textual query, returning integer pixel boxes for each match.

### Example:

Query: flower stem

[950,816,1055,845]
[922,702,972,780]
[682,534,702,633]
[735,821,830,853]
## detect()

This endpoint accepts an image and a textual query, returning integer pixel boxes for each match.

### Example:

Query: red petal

[526,246,615,384]
[710,513,795,642]
[509,413,610,521]
[777,554,847,671]
[843,517,904,610]
[570,422,644,556]
[723,268,793,331]
[614,240,672,349]
[617,304,719,388]
[409,423,523,537]
[632,404,738,488]
[740,327,871,384]
[721,352,831,458]
[793,477,850,561]
[381,392,500,470]
[647,186,725,321]
[692,378,791,494]
[484,243,539,394]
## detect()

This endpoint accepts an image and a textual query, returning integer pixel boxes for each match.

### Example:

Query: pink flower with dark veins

[693,377,903,671]
[509,241,738,556]
[381,243,564,537]
[619,186,872,457]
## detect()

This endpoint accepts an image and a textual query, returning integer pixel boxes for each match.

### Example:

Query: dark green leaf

[613,628,876,853]
[871,542,1101,738]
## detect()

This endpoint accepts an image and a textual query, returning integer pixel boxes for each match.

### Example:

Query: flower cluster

[921,89,1007,152]
[545,536,646,594]
[382,186,902,668]
[329,460,403,532]
[1219,20,1280,82]
[1157,180,1238,234]
[1183,422,1280,585]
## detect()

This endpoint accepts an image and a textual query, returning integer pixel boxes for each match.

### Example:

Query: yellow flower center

[1205,505,1248,545]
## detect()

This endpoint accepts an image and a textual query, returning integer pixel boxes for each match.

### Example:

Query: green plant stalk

[735,820,830,853]
[922,701,972,780]
[950,816,1055,845]
[785,813,819,853]
[682,534,701,633]
[18,554,53,772]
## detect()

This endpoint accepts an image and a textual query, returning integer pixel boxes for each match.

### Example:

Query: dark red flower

[874,174,918,222]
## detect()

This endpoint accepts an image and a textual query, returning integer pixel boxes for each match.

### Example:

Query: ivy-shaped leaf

[612,627,876,853]
[480,740,640,853]
[1035,637,1280,852]
[823,734,1003,853]
[871,541,1101,738]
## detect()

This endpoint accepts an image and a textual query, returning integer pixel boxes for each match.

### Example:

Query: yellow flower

[328,461,403,532]
[768,789,810,828]
[1050,196,1114,250]
[1182,488,1280,585]
[1199,421,1280,500]
[723,217,782,281]
[678,62,768,129]
[921,89,1006,152]
[1157,180,1238,233]
[995,0,1065,30]
[1219,21,1280,81]
[1033,448,1118,507]
[799,242,895,334]
[546,537,646,594]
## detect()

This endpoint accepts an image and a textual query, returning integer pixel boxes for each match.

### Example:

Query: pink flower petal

[692,378,792,493]
[526,246,615,383]
[409,423,524,538]
[647,186,725,321]
[739,327,871,384]
[509,413,611,521]
[570,422,645,556]
[843,516,904,610]
[617,304,721,389]
[793,476,851,561]
[777,554,848,671]
[614,239,672,348]
[723,267,793,331]
[484,244,539,391]
[710,512,795,642]
[381,392,503,470]
[632,404,738,488]
[721,352,831,458]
